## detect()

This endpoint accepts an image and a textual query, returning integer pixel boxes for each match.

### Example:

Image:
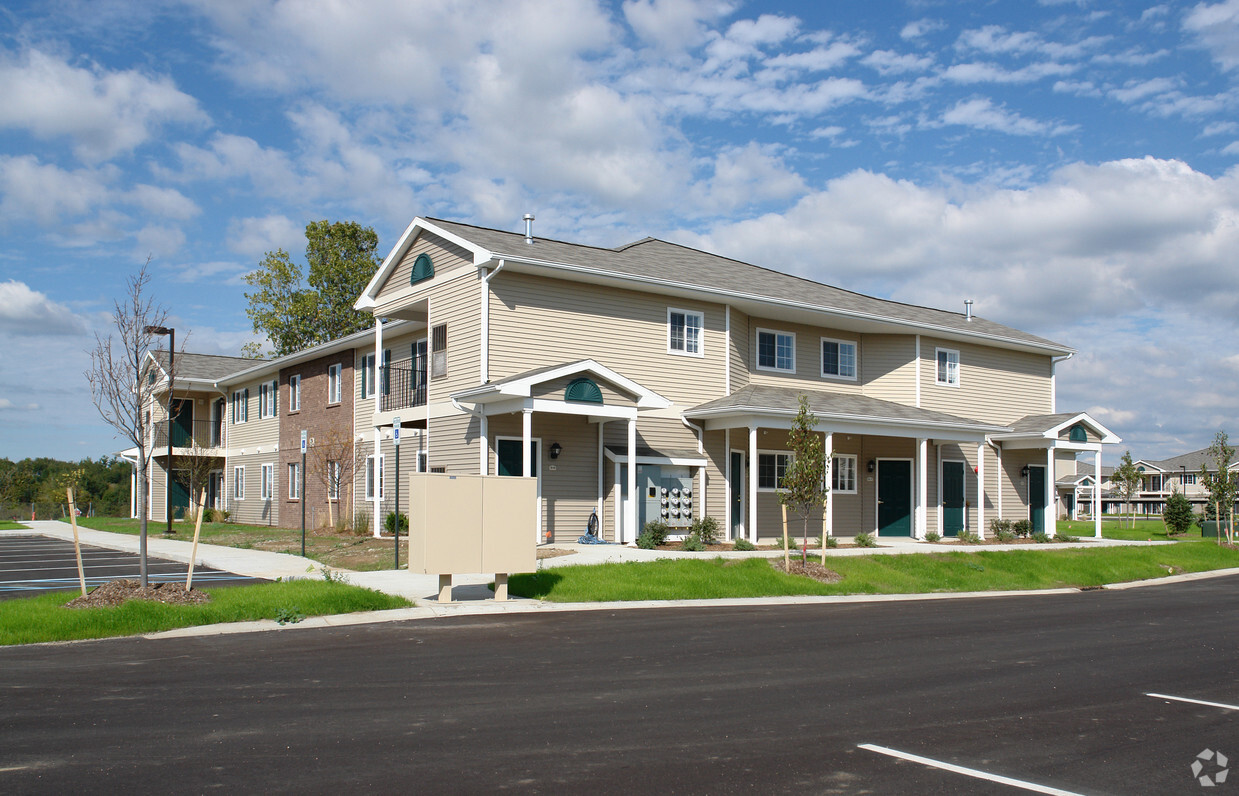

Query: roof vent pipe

[523,213,535,244]
[964,299,974,321]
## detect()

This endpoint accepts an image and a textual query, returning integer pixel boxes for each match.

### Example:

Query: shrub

[994,528,1016,543]
[957,529,982,544]
[636,532,657,549]
[825,536,839,549]
[1164,492,1195,535]
[347,511,371,536]
[1032,531,1050,543]
[690,516,721,545]
[924,531,941,543]
[733,537,756,551]
[989,518,1013,537]
[1012,520,1033,538]
[384,511,408,534]
[641,520,670,547]
[1057,533,1079,543]
[854,532,877,548]
[681,534,705,552]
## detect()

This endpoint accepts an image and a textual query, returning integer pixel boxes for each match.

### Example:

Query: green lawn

[511,541,1239,602]
[1057,518,1206,542]
[0,520,26,530]
[0,580,411,646]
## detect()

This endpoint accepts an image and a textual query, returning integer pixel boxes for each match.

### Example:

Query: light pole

[145,326,175,536]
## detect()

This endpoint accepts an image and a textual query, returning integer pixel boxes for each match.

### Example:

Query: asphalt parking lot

[0,535,264,598]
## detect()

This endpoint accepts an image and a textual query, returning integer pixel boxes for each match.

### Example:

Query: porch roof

[990,411,1120,446]
[683,384,1009,439]
[453,360,670,410]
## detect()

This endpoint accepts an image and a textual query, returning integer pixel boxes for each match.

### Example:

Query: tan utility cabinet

[408,473,537,601]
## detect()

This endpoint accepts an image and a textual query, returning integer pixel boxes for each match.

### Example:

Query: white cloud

[0,399,41,411]
[623,0,737,52]
[941,97,1069,136]
[1184,0,1239,71]
[687,142,806,212]
[0,47,205,162]
[134,224,186,259]
[900,19,945,41]
[0,155,110,226]
[862,49,934,75]
[1109,76,1180,103]
[125,184,199,220]
[227,215,305,259]
[0,280,89,336]
[942,60,1076,84]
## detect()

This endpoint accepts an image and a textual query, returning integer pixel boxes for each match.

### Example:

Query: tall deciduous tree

[85,260,177,587]
[243,220,381,357]
[1112,451,1142,530]
[778,395,828,568]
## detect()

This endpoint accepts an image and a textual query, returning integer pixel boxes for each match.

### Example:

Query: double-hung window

[412,339,428,405]
[757,329,795,372]
[821,338,857,380]
[328,363,342,404]
[362,352,389,399]
[261,463,273,501]
[288,463,300,499]
[233,466,245,500]
[231,389,248,423]
[831,455,857,493]
[327,461,340,501]
[757,452,791,490]
[259,379,277,418]
[288,374,301,412]
[365,454,385,500]
[936,348,960,386]
[667,308,703,357]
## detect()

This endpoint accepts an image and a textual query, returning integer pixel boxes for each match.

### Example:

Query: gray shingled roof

[604,445,704,461]
[1144,448,1235,473]
[685,384,1008,432]
[1003,413,1082,434]
[152,350,260,381]
[425,218,1069,353]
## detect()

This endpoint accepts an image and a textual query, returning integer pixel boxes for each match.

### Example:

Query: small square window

[757,329,795,372]
[831,455,857,493]
[668,308,704,357]
[758,452,790,490]
[821,338,857,380]
[936,348,960,386]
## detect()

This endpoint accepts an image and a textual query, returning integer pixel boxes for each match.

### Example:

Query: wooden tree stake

[66,488,86,596]
[186,488,207,591]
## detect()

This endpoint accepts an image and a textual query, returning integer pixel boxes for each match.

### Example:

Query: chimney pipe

[964,299,974,321]
[523,213,535,244]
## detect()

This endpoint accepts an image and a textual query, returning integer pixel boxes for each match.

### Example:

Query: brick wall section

[280,353,354,529]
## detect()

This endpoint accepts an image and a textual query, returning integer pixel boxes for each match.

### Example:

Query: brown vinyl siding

[488,271,725,407]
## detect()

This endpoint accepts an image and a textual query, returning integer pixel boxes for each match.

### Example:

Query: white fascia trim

[689,408,1005,440]
[214,320,412,388]
[453,359,671,410]
[492,253,1075,357]
[356,218,493,310]
[603,449,708,467]
[991,412,1121,445]
[1132,460,1167,472]
[472,396,638,420]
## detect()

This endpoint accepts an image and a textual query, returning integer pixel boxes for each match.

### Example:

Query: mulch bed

[537,548,576,560]
[770,559,842,583]
[64,579,213,609]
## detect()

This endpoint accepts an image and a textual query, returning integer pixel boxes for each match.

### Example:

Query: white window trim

[365,454,385,500]
[233,466,245,500]
[232,390,248,424]
[831,454,858,494]
[936,347,960,387]
[756,328,796,373]
[261,463,273,501]
[757,449,792,492]
[327,460,340,501]
[667,307,704,358]
[361,353,375,399]
[328,363,343,404]
[820,337,858,381]
[288,462,300,500]
[289,374,301,412]
[260,379,278,419]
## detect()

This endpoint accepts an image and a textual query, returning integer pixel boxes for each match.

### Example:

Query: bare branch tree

[174,438,218,523]
[307,425,361,530]
[84,259,174,587]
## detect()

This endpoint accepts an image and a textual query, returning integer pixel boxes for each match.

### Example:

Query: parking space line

[857,744,1085,796]
[1147,692,1239,712]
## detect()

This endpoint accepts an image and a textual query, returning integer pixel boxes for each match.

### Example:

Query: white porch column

[976,442,986,538]
[724,428,732,537]
[372,426,382,537]
[626,418,637,543]
[824,431,834,538]
[916,438,928,539]
[596,421,605,524]
[523,408,534,544]
[1045,447,1056,537]
[479,415,488,475]
[748,425,758,544]
[1094,449,1102,538]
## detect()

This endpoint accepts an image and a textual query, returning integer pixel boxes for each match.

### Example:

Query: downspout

[451,397,488,475]
[480,259,505,385]
[1050,352,1073,414]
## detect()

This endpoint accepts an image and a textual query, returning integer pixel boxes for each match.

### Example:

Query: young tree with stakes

[778,395,828,569]
[1201,431,1236,545]
[85,260,178,588]
[1111,451,1142,530]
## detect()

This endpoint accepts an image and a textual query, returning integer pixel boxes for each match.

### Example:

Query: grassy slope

[511,541,1239,602]
[0,580,411,646]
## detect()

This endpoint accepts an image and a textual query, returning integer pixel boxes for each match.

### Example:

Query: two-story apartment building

[352,217,1120,544]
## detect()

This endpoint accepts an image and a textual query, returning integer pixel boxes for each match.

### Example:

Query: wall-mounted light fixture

[867,459,876,473]
[549,442,563,460]
[1021,465,1030,478]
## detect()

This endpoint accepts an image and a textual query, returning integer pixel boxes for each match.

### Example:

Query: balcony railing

[151,418,225,451]
[380,358,428,413]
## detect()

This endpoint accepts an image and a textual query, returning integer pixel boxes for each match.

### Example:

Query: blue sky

[2,0,1239,464]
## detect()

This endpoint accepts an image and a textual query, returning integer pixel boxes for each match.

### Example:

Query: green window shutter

[564,378,603,404]
[410,253,434,285]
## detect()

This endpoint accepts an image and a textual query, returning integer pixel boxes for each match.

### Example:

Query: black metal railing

[380,359,428,412]
[151,418,225,451]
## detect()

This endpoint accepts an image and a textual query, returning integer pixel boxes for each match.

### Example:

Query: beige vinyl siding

[530,375,637,407]
[828,433,864,537]
[428,266,481,400]
[224,378,281,451]
[374,231,474,309]
[603,417,700,456]
[728,308,750,391]
[746,320,860,393]
[228,450,280,526]
[933,443,984,534]
[919,337,1052,424]
[149,459,167,522]
[999,450,1044,523]
[860,436,916,536]
[355,330,427,430]
[702,429,727,529]
[426,413,481,475]
[861,335,917,405]
[488,271,726,407]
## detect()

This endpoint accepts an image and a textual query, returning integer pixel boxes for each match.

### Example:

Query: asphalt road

[3,577,1239,793]
[0,536,263,598]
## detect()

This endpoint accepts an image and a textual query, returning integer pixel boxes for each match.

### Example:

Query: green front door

[878,460,912,537]
[1029,465,1047,533]
[169,472,190,518]
[942,460,965,536]
[497,439,538,478]
[172,399,193,447]
[730,451,744,540]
